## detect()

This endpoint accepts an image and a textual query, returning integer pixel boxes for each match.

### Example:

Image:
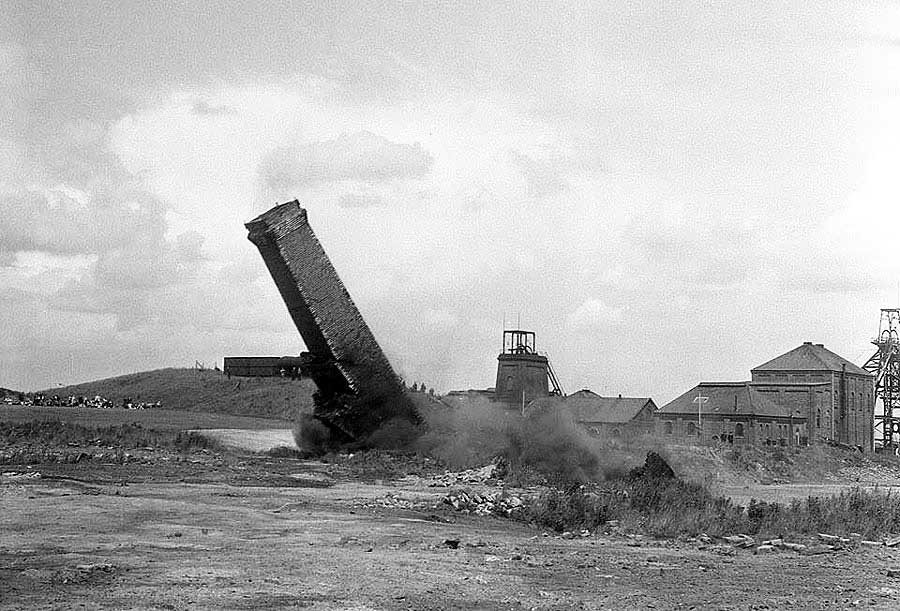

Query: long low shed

[223,356,304,377]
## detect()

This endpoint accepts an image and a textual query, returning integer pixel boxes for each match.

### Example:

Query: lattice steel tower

[863,309,900,449]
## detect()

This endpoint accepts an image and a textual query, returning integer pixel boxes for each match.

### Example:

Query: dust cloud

[293,392,662,487]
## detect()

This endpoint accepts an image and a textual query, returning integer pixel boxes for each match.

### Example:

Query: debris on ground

[722,534,756,548]
[442,489,526,516]
[1,471,41,480]
[425,462,506,487]
[818,533,850,544]
[53,563,117,584]
[353,492,427,511]
[726,535,836,554]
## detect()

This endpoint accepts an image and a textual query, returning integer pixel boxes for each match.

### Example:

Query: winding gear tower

[863,309,900,449]
[494,329,564,406]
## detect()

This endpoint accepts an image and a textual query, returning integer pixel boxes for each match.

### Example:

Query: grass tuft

[518,478,900,540]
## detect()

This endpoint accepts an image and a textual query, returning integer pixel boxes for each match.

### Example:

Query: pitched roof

[751,342,870,377]
[565,389,656,423]
[657,382,805,419]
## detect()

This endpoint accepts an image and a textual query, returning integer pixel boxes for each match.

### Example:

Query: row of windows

[663,421,745,437]
[662,420,803,439]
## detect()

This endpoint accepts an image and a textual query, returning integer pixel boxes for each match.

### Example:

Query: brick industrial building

[655,342,874,452]
[655,382,807,446]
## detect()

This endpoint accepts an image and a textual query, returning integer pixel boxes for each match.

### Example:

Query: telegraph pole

[693,391,709,437]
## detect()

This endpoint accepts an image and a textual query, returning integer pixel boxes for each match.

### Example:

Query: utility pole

[693,391,709,438]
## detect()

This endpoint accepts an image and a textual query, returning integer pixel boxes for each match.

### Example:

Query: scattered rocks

[442,489,526,517]
[427,463,504,487]
[53,562,117,584]
[1,471,40,480]
[356,493,423,511]
[801,544,835,556]
[780,542,807,553]
[723,534,755,548]
[887,568,900,578]
[818,533,849,544]
[721,535,820,554]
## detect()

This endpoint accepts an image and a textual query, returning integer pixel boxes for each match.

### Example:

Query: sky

[2,1,900,403]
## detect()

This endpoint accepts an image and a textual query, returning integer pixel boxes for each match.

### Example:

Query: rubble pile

[354,492,428,511]
[442,489,526,517]
[426,463,504,487]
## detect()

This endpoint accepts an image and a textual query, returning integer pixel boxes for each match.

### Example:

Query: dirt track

[4,461,900,610]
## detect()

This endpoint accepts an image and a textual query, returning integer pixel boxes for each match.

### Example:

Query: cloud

[568,298,623,329]
[191,100,237,116]
[93,239,198,291]
[626,212,759,288]
[508,150,568,199]
[259,131,433,190]
[0,189,164,257]
[0,42,29,86]
[338,192,385,208]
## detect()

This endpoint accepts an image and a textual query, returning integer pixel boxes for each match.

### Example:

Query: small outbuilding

[563,389,657,437]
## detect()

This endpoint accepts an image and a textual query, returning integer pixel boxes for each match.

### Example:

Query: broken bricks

[442,489,525,517]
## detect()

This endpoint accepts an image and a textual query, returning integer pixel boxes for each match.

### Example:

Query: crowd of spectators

[2,393,161,410]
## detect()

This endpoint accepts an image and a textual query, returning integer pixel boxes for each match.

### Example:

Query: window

[664,421,673,435]
[735,423,744,438]
[687,421,697,436]
[816,410,821,428]
[506,376,514,391]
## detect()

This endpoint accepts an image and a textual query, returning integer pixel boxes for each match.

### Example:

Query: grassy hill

[38,368,315,421]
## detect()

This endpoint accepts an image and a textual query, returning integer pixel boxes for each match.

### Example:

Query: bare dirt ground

[5,455,900,610]
[193,428,295,453]
[6,406,900,610]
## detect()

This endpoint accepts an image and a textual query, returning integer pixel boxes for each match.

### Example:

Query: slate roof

[565,389,656,423]
[752,342,870,377]
[657,382,805,419]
